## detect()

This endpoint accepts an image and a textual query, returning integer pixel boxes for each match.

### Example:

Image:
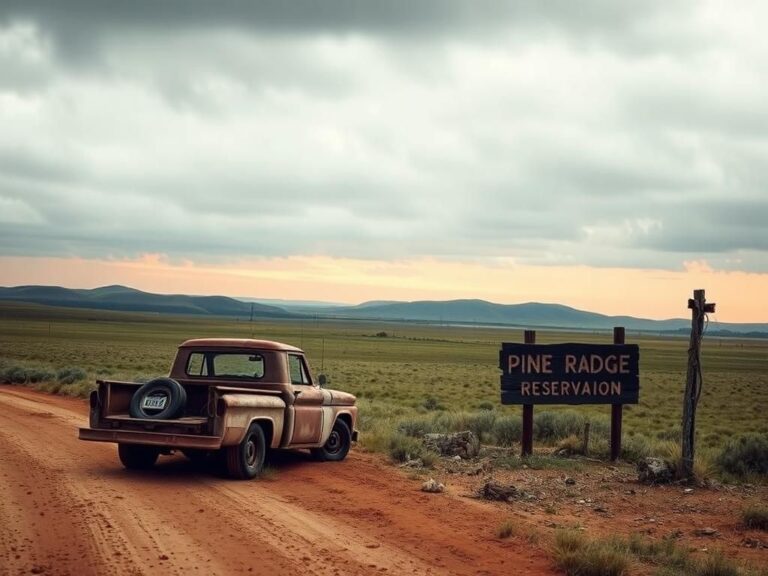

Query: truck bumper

[79,427,223,450]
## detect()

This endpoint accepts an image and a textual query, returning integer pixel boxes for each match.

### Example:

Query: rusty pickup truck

[78,338,358,479]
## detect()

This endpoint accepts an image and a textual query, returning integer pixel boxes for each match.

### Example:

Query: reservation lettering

[520,380,621,397]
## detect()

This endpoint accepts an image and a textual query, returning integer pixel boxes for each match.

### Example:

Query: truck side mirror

[318,374,327,388]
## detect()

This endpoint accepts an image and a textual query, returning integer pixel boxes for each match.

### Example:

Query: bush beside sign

[499,343,640,405]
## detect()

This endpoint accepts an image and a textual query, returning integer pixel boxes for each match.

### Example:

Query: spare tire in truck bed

[129,377,187,419]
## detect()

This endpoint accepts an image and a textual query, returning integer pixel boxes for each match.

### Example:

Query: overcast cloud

[1,1,766,272]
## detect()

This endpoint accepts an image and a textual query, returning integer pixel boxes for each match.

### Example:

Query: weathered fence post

[681,289,715,480]
[521,330,535,457]
[610,327,625,461]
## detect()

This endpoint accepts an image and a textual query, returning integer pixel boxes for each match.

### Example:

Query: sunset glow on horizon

[1,254,765,323]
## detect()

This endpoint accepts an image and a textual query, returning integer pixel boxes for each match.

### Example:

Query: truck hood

[323,389,356,406]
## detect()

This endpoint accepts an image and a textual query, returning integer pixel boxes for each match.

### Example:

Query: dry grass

[496,519,516,539]
[742,503,768,531]
[1,302,767,482]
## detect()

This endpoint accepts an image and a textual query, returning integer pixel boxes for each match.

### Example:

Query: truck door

[288,354,324,445]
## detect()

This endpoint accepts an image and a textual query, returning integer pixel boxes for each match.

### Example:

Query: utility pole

[681,289,715,480]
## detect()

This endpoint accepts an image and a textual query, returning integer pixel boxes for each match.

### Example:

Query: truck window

[186,352,265,379]
[288,354,310,385]
[187,352,209,376]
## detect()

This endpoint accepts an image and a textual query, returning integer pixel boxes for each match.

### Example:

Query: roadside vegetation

[1,301,767,482]
[742,503,768,531]
[552,529,768,576]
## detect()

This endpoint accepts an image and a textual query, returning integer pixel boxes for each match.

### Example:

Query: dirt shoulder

[0,386,555,576]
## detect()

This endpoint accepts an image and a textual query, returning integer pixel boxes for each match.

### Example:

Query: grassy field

[1,301,767,463]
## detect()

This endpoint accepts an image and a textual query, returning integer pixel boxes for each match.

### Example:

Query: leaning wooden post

[610,327,625,461]
[681,289,715,480]
[521,330,535,457]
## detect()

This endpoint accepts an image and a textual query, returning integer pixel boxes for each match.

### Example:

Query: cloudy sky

[1,1,766,321]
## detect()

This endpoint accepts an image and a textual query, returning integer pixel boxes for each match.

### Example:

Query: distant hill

[2,286,765,335]
[0,285,289,318]
[320,299,768,334]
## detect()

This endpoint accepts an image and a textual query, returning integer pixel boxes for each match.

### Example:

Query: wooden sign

[500,343,640,405]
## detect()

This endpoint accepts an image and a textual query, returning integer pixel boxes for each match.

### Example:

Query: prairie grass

[552,529,631,576]
[1,301,767,480]
[742,503,768,531]
[496,519,516,539]
[553,530,763,576]
[716,435,768,478]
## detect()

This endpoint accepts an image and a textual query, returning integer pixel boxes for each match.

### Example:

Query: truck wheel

[225,422,266,480]
[118,444,159,470]
[311,419,351,462]
[129,377,187,420]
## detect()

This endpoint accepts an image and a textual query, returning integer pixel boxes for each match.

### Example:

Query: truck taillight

[217,398,226,416]
[89,390,99,409]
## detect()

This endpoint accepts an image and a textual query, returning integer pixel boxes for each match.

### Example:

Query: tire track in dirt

[0,387,556,576]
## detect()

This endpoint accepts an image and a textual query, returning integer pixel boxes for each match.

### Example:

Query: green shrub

[534,411,586,442]
[397,417,435,437]
[2,366,28,384]
[716,434,768,478]
[388,433,425,463]
[422,396,443,411]
[465,410,497,442]
[478,401,495,411]
[742,504,768,531]
[620,434,653,462]
[27,368,56,383]
[492,415,522,446]
[57,367,88,385]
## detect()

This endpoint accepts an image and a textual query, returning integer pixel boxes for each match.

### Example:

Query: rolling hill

[1,286,765,334]
[0,285,289,317]
[321,299,768,333]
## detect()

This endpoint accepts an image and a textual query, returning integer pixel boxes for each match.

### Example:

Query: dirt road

[0,386,554,576]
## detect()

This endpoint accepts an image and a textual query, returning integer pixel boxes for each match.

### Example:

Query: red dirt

[2,386,766,575]
[0,386,556,576]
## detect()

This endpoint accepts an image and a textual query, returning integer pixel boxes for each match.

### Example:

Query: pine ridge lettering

[500,343,640,405]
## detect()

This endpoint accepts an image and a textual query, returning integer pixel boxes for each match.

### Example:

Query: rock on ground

[422,478,445,493]
[637,457,675,484]
[477,481,519,502]
[423,431,480,459]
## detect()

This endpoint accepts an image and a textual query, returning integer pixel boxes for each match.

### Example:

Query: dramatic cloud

[1,1,766,272]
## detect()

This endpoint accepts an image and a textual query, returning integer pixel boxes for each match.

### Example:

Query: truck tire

[118,444,159,470]
[224,422,266,479]
[311,419,351,462]
[129,377,187,420]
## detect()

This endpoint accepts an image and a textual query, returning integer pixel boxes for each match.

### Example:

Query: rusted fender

[218,394,286,448]
[323,389,356,406]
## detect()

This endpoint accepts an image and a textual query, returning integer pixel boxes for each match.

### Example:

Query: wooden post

[610,327,625,461]
[521,330,535,457]
[681,289,715,480]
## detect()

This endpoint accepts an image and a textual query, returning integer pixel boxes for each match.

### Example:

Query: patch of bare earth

[0,386,555,576]
[414,448,768,572]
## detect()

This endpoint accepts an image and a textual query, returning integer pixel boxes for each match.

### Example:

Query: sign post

[500,328,639,458]
[521,330,535,456]
[610,327,625,461]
